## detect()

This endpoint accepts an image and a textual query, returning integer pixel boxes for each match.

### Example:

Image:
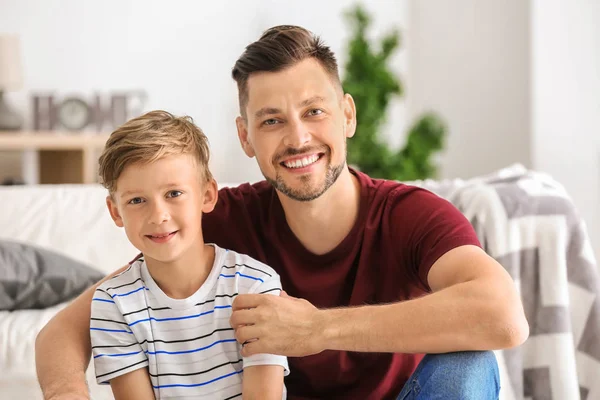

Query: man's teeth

[283,154,319,169]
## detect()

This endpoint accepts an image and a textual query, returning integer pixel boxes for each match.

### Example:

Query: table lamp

[0,34,23,131]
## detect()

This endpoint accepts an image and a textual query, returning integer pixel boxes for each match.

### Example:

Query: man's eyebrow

[253,96,327,120]
[298,96,326,108]
[254,107,281,119]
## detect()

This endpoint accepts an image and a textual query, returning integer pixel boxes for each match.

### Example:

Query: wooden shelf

[0,132,110,149]
[0,131,111,184]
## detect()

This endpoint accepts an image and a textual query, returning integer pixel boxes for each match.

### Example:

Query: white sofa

[0,182,238,400]
[1,166,599,400]
[0,184,138,400]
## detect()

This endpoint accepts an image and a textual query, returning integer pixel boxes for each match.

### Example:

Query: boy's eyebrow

[119,183,183,198]
[253,96,326,119]
[120,189,141,199]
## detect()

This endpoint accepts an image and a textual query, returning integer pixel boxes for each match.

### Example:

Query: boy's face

[106,154,217,265]
[236,58,356,201]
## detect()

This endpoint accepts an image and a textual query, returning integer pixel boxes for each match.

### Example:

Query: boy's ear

[106,196,124,227]
[236,116,255,158]
[201,179,219,214]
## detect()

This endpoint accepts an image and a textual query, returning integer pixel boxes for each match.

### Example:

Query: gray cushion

[0,240,104,310]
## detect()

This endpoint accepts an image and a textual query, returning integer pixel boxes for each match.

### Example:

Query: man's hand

[230,291,326,357]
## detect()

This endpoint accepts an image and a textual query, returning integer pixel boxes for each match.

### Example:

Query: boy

[90,110,288,399]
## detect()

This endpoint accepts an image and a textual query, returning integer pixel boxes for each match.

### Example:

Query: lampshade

[0,35,23,91]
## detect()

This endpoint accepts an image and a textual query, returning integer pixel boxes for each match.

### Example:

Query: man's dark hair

[232,25,341,117]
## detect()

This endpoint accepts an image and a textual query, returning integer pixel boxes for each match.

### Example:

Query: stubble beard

[264,151,346,202]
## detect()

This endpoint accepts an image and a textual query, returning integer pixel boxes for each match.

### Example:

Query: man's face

[236,58,356,201]
[106,154,217,265]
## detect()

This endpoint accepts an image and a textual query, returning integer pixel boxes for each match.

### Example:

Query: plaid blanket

[413,164,600,400]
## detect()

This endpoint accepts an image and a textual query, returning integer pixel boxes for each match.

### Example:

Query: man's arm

[110,368,155,400]
[320,244,529,353]
[242,365,285,400]
[35,265,128,400]
[231,245,529,356]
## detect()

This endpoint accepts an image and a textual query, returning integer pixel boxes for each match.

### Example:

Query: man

[36,25,528,400]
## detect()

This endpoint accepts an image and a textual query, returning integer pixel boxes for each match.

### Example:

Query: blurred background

[2,3,600,398]
[0,0,599,256]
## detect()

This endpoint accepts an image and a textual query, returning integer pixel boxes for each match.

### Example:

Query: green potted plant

[343,5,446,181]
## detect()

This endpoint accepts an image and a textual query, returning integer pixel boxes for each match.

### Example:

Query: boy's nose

[148,205,170,225]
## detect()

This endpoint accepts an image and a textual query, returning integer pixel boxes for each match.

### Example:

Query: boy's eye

[307,109,323,116]
[128,197,144,205]
[167,190,183,198]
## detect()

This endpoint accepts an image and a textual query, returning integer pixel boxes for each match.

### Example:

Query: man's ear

[201,178,219,214]
[342,93,357,139]
[106,195,124,228]
[236,116,255,158]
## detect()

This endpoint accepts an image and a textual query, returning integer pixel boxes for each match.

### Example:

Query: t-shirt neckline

[140,243,225,310]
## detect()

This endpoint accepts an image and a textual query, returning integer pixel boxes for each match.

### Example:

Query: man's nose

[283,118,311,148]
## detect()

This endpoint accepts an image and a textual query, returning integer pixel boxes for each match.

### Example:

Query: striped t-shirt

[90,244,289,399]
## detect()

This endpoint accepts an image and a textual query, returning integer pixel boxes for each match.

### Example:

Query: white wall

[408,0,600,260]
[2,0,599,257]
[531,0,600,261]
[0,0,408,184]
[407,0,532,180]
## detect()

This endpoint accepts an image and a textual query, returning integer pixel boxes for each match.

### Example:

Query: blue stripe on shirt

[93,338,237,359]
[145,338,237,356]
[219,272,264,283]
[94,287,149,302]
[92,298,115,303]
[152,369,243,389]
[93,350,142,359]
[110,286,149,298]
[128,305,232,327]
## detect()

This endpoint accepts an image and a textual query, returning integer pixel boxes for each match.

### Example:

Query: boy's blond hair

[98,110,213,194]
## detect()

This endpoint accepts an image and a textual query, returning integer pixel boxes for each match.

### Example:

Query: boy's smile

[145,230,178,243]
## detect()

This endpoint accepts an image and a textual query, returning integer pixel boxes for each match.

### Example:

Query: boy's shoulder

[96,259,145,294]
[216,245,279,283]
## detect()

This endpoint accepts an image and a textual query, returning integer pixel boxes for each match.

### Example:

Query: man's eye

[128,197,143,205]
[167,190,183,198]
[263,118,279,126]
[308,109,323,116]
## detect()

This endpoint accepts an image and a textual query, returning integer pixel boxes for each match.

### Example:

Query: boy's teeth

[284,154,319,169]
[152,233,170,238]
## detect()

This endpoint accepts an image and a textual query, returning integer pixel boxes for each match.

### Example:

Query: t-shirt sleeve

[242,275,290,376]
[391,187,481,290]
[90,288,149,384]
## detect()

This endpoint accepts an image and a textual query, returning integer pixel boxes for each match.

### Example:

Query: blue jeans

[396,351,500,399]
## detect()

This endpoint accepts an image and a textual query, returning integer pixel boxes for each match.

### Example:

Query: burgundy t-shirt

[202,169,480,400]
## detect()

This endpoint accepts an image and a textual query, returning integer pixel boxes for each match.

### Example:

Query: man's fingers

[232,294,266,311]
[234,325,261,344]
[279,290,303,302]
[229,309,256,328]
[240,339,264,357]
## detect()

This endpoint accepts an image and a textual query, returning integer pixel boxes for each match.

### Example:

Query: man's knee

[406,351,500,399]
[423,350,498,374]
